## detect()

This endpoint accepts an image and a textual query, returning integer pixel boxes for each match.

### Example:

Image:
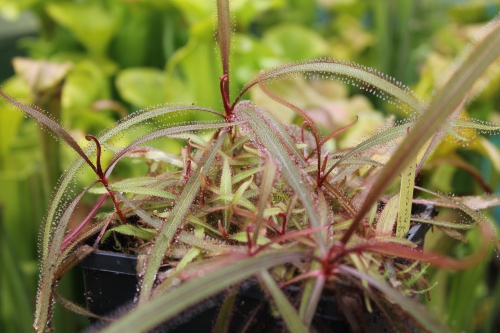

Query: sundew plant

[1,1,500,332]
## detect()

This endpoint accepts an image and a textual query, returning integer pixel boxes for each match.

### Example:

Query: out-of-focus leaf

[63,60,110,121]
[46,2,119,57]
[263,24,329,61]
[116,68,166,108]
[12,58,72,92]
[229,232,270,246]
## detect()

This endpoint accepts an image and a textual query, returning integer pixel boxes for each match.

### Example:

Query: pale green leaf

[260,271,309,333]
[375,194,399,236]
[116,68,166,108]
[102,225,156,242]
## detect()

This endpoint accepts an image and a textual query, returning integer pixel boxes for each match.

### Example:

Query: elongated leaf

[178,231,234,254]
[231,166,262,184]
[303,158,383,173]
[220,156,232,229]
[237,59,424,114]
[91,185,176,200]
[375,194,399,236]
[213,286,238,333]
[98,250,309,333]
[54,292,106,320]
[451,117,500,132]
[105,121,241,176]
[324,122,410,177]
[397,157,415,237]
[260,271,309,333]
[138,132,227,304]
[231,176,254,208]
[410,218,473,230]
[34,181,97,331]
[118,187,176,200]
[102,225,156,243]
[253,158,276,245]
[342,22,500,244]
[115,193,163,230]
[215,0,231,77]
[186,215,221,235]
[235,101,326,255]
[0,89,96,172]
[338,265,451,333]
[176,247,201,271]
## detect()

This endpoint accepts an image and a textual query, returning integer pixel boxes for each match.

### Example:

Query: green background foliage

[0,0,499,332]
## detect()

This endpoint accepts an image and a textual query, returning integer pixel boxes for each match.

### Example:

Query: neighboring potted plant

[1,1,500,332]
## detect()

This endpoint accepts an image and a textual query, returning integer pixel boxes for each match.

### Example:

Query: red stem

[86,134,128,225]
[220,74,232,118]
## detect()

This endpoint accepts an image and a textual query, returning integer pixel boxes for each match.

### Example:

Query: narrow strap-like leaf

[215,0,231,77]
[115,193,163,230]
[34,181,98,331]
[260,271,309,333]
[0,89,97,172]
[54,292,108,320]
[237,59,424,114]
[105,121,241,177]
[253,158,276,245]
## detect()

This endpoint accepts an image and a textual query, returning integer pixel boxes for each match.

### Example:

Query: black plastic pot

[80,251,399,333]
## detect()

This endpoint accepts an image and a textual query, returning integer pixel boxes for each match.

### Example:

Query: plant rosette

[1,1,500,333]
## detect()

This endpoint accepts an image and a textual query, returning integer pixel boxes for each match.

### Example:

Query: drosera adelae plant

[2,0,500,332]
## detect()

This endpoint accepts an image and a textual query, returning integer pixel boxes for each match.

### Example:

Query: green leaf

[231,166,263,184]
[220,156,232,197]
[212,285,238,333]
[375,194,399,236]
[117,187,176,200]
[176,247,201,271]
[178,232,232,254]
[46,2,119,56]
[116,68,166,108]
[99,250,309,333]
[263,23,328,61]
[229,232,275,247]
[397,160,416,237]
[260,271,309,333]
[253,158,276,245]
[115,193,163,230]
[102,225,156,243]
